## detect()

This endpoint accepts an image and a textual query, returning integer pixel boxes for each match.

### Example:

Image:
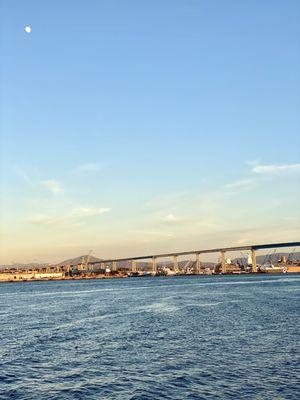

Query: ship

[278,255,300,274]
[259,262,283,274]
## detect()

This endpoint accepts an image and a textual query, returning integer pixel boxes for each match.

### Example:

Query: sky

[0,0,299,264]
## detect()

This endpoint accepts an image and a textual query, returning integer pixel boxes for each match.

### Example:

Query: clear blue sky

[0,0,299,263]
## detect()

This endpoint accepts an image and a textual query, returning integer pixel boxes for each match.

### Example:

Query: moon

[24,26,32,33]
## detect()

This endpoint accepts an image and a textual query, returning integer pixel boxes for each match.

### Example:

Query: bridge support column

[131,260,137,273]
[174,255,179,273]
[100,262,105,270]
[152,257,157,275]
[112,261,117,272]
[252,249,257,273]
[196,253,201,274]
[221,251,226,274]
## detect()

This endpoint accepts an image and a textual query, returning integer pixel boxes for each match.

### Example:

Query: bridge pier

[221,251,226,274]
[112,261,117,272]
[173,255,179,273]
[100,262,105,270]
[252,249,257,272]
[152,257,157,274]
[196,253,201,274]
[131,260,137,273]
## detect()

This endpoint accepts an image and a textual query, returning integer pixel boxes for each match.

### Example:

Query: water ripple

[0,275,299,399]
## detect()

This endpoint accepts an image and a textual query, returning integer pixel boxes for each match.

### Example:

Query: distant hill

[59,255,103,266]
[0,255,103,270]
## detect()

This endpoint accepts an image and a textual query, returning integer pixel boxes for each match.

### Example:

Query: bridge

[88,241,300,274]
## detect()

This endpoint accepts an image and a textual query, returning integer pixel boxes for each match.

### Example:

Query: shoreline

[1,271,299,284]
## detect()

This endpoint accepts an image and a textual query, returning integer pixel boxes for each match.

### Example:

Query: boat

[259,262,283,274]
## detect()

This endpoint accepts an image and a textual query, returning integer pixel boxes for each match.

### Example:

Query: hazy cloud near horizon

[1,162,299,264]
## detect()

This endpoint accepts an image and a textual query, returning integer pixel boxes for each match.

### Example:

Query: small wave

[0,276,299,299]
[184,299,245,308]
[53,314,109,331]
[137,303,179,313]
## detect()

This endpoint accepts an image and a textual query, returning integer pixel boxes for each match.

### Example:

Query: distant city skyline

[1,0,299,264]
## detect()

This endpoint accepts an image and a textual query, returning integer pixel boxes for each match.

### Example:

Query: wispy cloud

[127,230,174,243]
[15,168,34,186]
[28,206,110,227]
[225,178,255,190]
[40,180,63,195]
[144,192,190,210]
[77,163,102,173]
[161,213,186,224]
[128,229,174,238]
[29,213,63,226]
[71,207,110,218]
[252,163,300,174]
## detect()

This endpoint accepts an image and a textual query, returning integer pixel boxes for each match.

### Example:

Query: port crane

[81,250,93,271]
[183,260,192,273]
[287,248,296,263]
[239,251,247,269]
[262,249,277,267]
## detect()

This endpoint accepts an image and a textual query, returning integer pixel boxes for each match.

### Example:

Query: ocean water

[0,275,299,399]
